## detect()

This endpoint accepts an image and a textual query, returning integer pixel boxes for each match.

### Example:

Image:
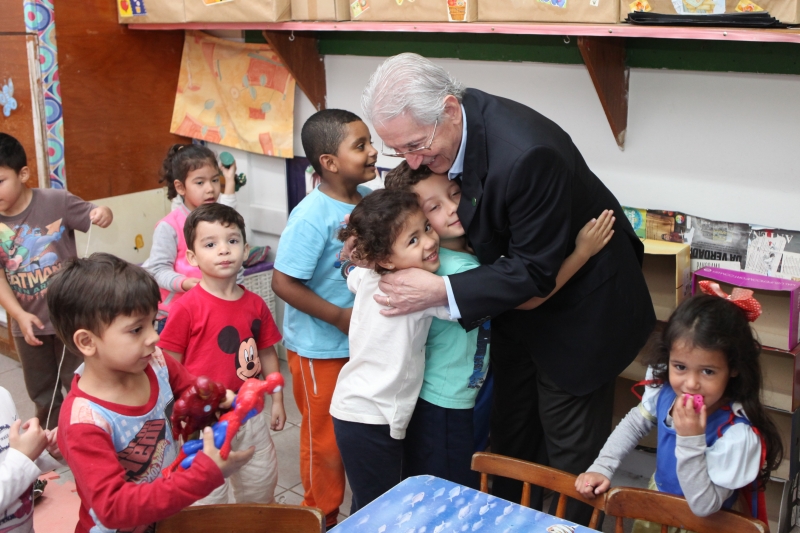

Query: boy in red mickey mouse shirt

[159,204,284,505]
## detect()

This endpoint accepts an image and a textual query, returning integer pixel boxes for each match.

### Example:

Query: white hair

[361,53,466,127]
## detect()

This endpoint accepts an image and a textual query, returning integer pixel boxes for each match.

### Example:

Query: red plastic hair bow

[698,280,762,322]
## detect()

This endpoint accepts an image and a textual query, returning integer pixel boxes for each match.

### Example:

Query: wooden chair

[604,486,768,533]
[471,451,605,530]
[156,503,325,533]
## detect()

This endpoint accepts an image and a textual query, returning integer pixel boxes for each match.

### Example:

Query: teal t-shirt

[273,185,371,358]
[419,247,489,409]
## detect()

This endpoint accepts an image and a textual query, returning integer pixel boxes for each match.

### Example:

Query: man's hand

[376,268,448,316]
[90,206,113,228]
[17,311,45,346]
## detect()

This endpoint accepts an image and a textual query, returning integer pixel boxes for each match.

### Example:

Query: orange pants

[287,350,348,527]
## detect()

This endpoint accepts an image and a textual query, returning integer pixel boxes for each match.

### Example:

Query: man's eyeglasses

[381,120,438,158]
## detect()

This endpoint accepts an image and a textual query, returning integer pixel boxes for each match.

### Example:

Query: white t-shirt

[330,267,451,439]
[1,387,60,532]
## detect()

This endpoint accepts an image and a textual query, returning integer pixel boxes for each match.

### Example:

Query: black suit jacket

[449,89,656,395]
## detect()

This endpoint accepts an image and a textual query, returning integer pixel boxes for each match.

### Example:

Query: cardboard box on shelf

[292,0,350,20]
[184,0,291,22]
[620,0,800,24]
[766,478,793,533]
[350,0,477,22]
[479,0,618,24]
[767,408,800,528]
[642,239,691,322]
[762,344,800,413]
[117,0,185,24]
[692,267,800,351]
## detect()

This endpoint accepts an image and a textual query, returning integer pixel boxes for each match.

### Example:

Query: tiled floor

[0,353,353,531]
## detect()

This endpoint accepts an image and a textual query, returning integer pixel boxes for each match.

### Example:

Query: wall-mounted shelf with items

[126,19,800,151]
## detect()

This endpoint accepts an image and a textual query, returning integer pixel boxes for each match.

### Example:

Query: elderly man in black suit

[360,53,656,524]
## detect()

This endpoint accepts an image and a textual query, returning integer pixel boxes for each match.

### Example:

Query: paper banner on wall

[170,31,296,158]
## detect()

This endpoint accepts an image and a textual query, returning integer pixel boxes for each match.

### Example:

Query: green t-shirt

[419,247,490,409]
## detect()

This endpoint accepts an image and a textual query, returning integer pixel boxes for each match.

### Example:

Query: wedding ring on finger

[387,296,393,308]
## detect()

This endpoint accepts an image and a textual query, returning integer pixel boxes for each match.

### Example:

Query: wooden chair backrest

[605,486,767,533]
[156,503,325,533]
[471,451,604,530]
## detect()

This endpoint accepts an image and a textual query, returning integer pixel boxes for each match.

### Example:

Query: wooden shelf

[128,21,800,44]
[126,20,800,149]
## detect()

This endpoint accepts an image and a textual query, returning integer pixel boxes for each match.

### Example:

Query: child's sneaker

[33,478,47,500]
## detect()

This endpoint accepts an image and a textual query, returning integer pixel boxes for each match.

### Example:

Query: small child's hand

[17,312,45,346]
[334,307,353,336]
[673,394,706,437]
[10,418,48,461]
[44,427,62,460]
[201,426,254,478]
[575,472,610,499]
[575,210,615,261]
[220,161,237,196]
[270,397,286,431]
[181,277,201,291]
[219,389,236,410]
[90,206,113,228]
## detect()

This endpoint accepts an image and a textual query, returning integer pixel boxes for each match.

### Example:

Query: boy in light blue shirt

[386,162,615,488]
[271,109,376,528]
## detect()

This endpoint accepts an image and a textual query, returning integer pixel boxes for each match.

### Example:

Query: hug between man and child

[0,52,781,533]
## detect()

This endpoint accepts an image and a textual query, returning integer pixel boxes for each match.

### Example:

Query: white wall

[219,53,800,247]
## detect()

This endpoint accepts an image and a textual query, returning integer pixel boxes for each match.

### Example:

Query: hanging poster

[170,31,296,158]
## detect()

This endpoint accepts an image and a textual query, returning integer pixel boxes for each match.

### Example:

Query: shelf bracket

[262,30,326,111]
[577,36,629,150]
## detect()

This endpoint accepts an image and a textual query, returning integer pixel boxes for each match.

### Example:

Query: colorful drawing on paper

[118,0,133,17]
[351,0,369,18]
[671,0,724,14]
[539,0,568,8]
[736,0,763,11]
[630,0,652,11]
[447,0,468,21]
[23,0,64,189]
[171,31,296,158]
[130,0,147,15]
[203,0,235,5]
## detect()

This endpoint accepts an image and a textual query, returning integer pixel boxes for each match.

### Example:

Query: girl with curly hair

[330,188,452,513]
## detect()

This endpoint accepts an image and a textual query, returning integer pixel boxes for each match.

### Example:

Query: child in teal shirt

[385,162,615,487]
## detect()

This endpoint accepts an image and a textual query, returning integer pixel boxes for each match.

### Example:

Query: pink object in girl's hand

[684,393,704,413]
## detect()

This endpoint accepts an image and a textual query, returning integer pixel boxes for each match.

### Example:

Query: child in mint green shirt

[385,162,615,488]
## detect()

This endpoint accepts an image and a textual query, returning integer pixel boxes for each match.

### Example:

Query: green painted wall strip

[245,30,800,75]
[626,39,800,75]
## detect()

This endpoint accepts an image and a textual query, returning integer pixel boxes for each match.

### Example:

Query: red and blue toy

[164,373,284,476]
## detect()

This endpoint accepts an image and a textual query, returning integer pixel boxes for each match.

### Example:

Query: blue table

[330,475,591,533]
